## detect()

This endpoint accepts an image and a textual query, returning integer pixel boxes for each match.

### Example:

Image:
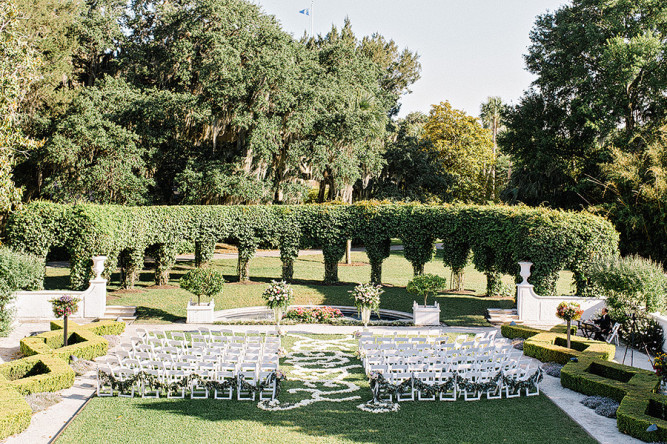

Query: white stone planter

[186,299,215,324]
[413,301,440,326]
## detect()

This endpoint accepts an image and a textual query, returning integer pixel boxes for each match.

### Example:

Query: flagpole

[310,0,314,38]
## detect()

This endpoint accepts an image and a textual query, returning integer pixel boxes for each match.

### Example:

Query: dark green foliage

[6,202,619,295]
[522,332,616,365]
[20,328,108,363]
[406,273,447,306]
[0,247,44,334]
[180,268,225,305]
[49,319,126,336]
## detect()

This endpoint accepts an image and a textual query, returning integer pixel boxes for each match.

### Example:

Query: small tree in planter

[50,295,80,347]
[263,281,294,329]
[180,268,225,306]
[349,283,383,328]
[556,301,584,349]
[407,274,447,307]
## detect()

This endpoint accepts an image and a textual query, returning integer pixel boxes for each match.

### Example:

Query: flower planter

[186,299,215,324]
[413,301,440,326]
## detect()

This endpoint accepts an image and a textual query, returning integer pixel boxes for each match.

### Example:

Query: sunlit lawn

[45,250,575,326]
[56,333,595,444]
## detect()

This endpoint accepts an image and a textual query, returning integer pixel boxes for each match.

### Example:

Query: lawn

[45,250,575,326]
[56,333,596,444]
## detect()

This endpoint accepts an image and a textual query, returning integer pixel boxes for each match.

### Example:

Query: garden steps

[485,308,520,326]
[101,305,137,321]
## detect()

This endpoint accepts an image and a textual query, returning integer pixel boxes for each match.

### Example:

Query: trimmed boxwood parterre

[6,201,619,294]
[502,324,667,442]
[0,320,124,440]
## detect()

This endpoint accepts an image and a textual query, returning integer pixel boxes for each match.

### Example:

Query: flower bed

[283,307,344,323]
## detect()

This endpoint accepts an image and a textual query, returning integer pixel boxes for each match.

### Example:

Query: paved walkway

[0,322,655,444]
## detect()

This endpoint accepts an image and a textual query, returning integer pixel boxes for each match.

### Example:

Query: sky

[255,0,569,118]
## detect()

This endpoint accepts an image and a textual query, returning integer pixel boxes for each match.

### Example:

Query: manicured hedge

[561,357,665,442]
[0,354,75,395]
[20,328,108,363]
[0,382,32,440]
[500,323,575,340]
[49,319,126,336]
[6,201,619,294]
[523,332,615,364]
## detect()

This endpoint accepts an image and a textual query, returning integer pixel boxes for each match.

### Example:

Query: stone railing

[9,256,108,321]
[516,262,606,325]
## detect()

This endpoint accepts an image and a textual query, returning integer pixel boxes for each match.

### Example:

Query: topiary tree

[179,268,225,305]
[50,295,80,347]
[407,273,447,307]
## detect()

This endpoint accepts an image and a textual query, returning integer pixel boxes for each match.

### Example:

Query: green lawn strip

[45,251,573,326]
[57,333,596,444]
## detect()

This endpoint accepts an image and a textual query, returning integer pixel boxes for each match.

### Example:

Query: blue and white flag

[299,8,309,16]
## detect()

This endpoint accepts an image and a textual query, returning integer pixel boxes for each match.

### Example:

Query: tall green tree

[501,0,667,209]
[423,101,495,203]
[0,1,41,214]
[480,96,507,200]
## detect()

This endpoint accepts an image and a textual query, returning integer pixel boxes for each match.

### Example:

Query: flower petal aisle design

[258,334,364,411]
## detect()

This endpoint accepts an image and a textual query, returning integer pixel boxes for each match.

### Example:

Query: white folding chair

[96,366,115,396]
[214,370,235,400]
[606,323,621,346]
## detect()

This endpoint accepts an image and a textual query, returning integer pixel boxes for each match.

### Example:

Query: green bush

[0,355,75,395]
[49,319,126,336]
[588,255,667,314]
[0,383,32,440]
[0,247,44,334]
[180,268,225,305]
[406,273,447,306]
[560,357,667,442]
[6,202,619,294]
[500,323,576,340]
[523,332,615,364]
[20,328,108,363]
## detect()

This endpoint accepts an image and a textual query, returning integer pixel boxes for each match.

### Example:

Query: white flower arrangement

[262,280,294,309]
[349,283,383,312]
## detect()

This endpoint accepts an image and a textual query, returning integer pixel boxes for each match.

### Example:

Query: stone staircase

[102,305,137,322]
[486,308,521,326]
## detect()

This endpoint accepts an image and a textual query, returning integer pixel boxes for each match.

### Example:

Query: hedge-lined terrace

[6,202,619,295]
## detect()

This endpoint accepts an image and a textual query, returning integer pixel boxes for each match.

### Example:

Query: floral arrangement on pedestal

[653,352,667,380]
[556,301,584,349]
[349,283,383,328]
[284,307,343,323]
[263,281,294,327]
[49,295,80,347]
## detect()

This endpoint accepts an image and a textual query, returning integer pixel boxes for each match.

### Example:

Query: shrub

[523,332,615,364]
[0,384,32,440]
[406,273,447,306]
[283,307,344,323]
[0,354,75,395]
[50,319,126,336]
[0,247,44,334]
[20,328,108,363]
[588,255,667,315]
[180,268,225,305]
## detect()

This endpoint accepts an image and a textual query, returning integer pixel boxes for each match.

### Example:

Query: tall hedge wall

[5,202,619,294]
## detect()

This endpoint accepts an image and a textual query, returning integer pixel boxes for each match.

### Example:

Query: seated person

[593,308,612,341]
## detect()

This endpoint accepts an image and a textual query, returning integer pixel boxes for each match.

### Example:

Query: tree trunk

[63,315,68,347]
[237,255,250,282]
[413,263,425,276]
[453,268,465,291]
[323,259,339,284]
[282,258,294,282]
[345,239,352,264]
[370,260,382,284]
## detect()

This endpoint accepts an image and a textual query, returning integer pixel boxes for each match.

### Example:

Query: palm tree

[479,97,507,199]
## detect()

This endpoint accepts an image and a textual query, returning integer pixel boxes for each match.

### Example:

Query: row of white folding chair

[135,328,277,340]
[108,349,279,370]
[121,341,279,358]
[114,345,279,364]
[97,364,278,400]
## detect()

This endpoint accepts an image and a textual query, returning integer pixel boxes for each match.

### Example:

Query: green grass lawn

[45,250,575,326]
[57,333,595,444]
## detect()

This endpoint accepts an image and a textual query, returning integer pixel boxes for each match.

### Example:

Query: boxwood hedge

[6,202,619,294]
[561,357,665,442]
[523,332,616,364]
[0,319,123,439]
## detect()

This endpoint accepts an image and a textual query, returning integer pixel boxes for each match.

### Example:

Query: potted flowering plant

[556,301,584,348]
[50,295,80,347]
[349,283,383,328]
[263,281,293,327]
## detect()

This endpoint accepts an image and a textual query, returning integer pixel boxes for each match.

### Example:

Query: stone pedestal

[413,301,440,326]
[187,299,215,324]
